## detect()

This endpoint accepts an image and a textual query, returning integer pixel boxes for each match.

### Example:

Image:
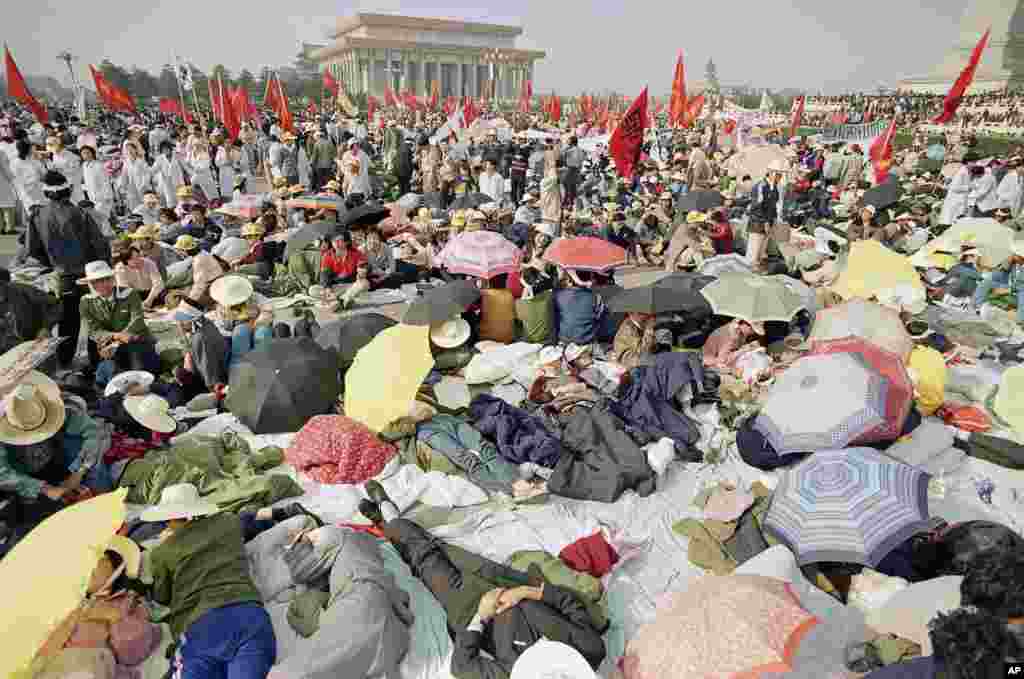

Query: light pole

[57,51,85,118]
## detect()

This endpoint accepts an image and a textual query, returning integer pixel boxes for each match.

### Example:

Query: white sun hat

[139,483,219,522]
[103,370,155,397]
[76,260,116,285]
[510,639,596,679]
[0,371,67,445]
[210,275,255,308]
[430,317,471,349]
[123,394,177,433]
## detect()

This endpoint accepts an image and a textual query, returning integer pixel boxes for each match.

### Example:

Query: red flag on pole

[263,74,280,112]
[276,78,293,133]
[323,70,339,96]
[429,80,440,110]
[609,87,648,179]
[4,47,48,124]
[933,28,991,124]
[221,81,241,142]
[669,52,687,127]
[89,65,135,114]
[685,94,705,126]
[384,85,398,108]
[208,79,222,122]
[519,79,532,113]
[367,95,378,123]
[869,117,898,184]
[789,95,805,138]
[306,101,317,117]
[550,95,561,123]
[463,97,479,127]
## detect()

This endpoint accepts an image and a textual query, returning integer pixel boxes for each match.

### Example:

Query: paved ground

[0,234,17,269]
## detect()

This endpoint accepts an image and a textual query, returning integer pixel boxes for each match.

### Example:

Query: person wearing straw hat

[129,223,184,279]
[169,297,228,402]
[112,238,165,311]
[210,274,273,370]
[142,483,276,679]
[78,260,160,389]
[0,367,114,552]
[231,222,270,278]
[24,169,111,367]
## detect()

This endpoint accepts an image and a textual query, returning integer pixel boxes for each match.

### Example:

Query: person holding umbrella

[610,312,657,369]
[702,318,765,372]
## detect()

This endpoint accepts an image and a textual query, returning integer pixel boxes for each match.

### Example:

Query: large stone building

[309,13,545,101]
[898,0,1024,93]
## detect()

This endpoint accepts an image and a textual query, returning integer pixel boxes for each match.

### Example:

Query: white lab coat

[478,171,504,203]
[188,152,218,202]
[82,159,115,218]
[215,147,235,199]
[153,154,188,208]
[9,157,45,210]
[347,149,372,196]
[939,166,971,225]
[49,150,83,203]
[971,170,999,214]
[118,158,154,212]
[997,169,1024,217]
[0,152,17,209]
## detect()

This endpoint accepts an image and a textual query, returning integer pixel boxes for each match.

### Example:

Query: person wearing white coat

[9,140,45,219]
[341,140,372,197]
[118,142,154,212]
[970,165,999,217]
[212,140,236,200]
[996,158,1024,217]
[187,142,219,204]
[153,141,188,209]
[80,146,115,222]
[939,165,972,225]
[46,137,83,203]
[0,148,17,233]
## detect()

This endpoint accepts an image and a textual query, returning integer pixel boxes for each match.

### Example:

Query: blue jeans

[226,325,273,372]
[174,603,276,679]
[973,269,1024,322]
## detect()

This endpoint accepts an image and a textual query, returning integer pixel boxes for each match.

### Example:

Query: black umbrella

[449,192,493,211]
[862,179,904,210]
[676,190,724,213]
[340,203,390,230]
[225,337,341,434]
[315,313,396,367]
[607,273,715,315]
[284,220,339,260]
[402,280,481,326]
[421,192,444,209]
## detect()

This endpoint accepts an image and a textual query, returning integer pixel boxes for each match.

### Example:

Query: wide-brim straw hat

[103,370,154,397]
[76,260,116,285]
[105,535,142,578]
[176,185,193,198]
[240,222,266,237]
[174,234,199,251]
[509,639,596,679]
[0,371,67,445]
[139,483,219,522]
[430,317,471,349]
[129,224,161,240]
[124,394,177,433]
[210,275,254,308]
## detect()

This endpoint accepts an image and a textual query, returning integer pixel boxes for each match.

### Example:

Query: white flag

[175,56,194,92]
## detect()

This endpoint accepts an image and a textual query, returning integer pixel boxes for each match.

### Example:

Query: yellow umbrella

[909,218,1016,270]
[1,489,127,679]
[831,240,925,301]
[345,324,435,433]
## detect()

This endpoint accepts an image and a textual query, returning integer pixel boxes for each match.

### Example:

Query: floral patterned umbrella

[622,574,819,679]
[437,230,521,279]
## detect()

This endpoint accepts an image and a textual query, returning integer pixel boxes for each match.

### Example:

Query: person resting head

[927,607,1023,679]
[959,550,1024,619]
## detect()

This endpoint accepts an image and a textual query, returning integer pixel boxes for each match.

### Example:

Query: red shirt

[237,241,264,266]
[709,220,734,254]
[321,248,366,279]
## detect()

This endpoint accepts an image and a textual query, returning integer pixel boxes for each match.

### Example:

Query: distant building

[309,13,545,100]
[898,0,1024,93]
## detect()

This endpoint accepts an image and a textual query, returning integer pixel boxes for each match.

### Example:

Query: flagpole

[172,53,188,125]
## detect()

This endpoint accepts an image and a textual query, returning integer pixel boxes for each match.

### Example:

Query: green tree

[210,64,232,82]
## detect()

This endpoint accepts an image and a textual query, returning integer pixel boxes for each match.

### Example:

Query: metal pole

[171,53,188,125]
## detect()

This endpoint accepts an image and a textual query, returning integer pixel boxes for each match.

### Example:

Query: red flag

[443,96,456,116]
[669,53,687,127]
[463,97,479,127]
[159,98,180,115]
[235,87,256,122]
[723,119,737,135]
[89,65,135,114]
[685,94,705,126]
[384,85,398,108]
[323,70,339,96]
[4,47,48,124]
[519,79,532,113]
[609,87,648,179]
[276,78,293,133]
[367,95,378,123]
[263,75,281,112]
[550,95,561,122]
[789,95,805,138]
[869,117,898,184]
[221,77,241,142]
[402,91,420,111]
[933,28,991,124]
[306,101,317,117]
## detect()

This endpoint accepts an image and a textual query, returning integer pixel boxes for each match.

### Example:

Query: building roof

[310,37,545,64]
[328,12,524,40]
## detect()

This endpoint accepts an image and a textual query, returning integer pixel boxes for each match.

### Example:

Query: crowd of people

[805,90,1024,130]
[0,89,1022,679]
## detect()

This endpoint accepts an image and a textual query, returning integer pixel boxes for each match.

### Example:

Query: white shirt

[478,171,504,202]
[9,157,45,209]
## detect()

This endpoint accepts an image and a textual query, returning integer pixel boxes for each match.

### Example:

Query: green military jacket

[79,287,154,344]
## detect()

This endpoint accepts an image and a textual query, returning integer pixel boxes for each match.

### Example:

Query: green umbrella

[699,273,807,323]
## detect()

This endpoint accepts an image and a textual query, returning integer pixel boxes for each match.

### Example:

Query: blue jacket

[554,287,604,345]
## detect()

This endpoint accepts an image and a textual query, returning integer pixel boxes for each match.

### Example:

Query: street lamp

[57,51,85,116]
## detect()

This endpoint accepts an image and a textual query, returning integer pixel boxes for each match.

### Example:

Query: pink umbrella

[543,236,628,273]
[808,336,914,444]
[437,230,521,279]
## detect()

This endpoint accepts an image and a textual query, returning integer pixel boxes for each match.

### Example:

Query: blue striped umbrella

[764,448,931,567]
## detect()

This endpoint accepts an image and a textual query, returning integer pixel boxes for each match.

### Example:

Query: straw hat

[240,222,266,237]
[288,185,306,196]
[105,535,141,578]
[510,640,596,679]
[994,365,1024,434]
[76,260,116,285]
[129,224,161,240]
[324,179,341,192]
[175,185,193,199]
[139,483,219,522]
[450,211,467,228]
[124,395,177,434]
[0,371,67,445]
[210,275,254,308]
[272,176,289,189]
[686,211,708,224]
[174,234,199,252]
[430,317,471,348]
[103,370,154,397]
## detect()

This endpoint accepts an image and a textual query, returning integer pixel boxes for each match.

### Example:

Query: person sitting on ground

[794,249,842,308]
[169,299,228,403]
[133,191,162,224]
[363,225,418,290]
[706,209,734,255]
[357,481,607,679]
[142,483,277,679]
[232,222,270,278]
[209,275,272,370]
[157,206,187,243]
[515,267,556,344]
[112,238,165,311]
[478,273,516,344]
[702,318,765,372]
[0,367,113,555]
[0,267,58,355]
[610,312,657,370]
[319,231,366,289]
[128,223,183,279]
[78,260,160,389]
[553,269,608,347]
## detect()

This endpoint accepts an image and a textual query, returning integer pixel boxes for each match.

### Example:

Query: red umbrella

[542,236,628,273]
[808,336,914,445]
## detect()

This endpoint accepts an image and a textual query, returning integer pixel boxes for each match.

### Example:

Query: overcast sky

[10,0,971,93]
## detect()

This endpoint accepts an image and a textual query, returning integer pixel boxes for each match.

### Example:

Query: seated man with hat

[232,222,270,279]
[972,238,1024,325]
[0,361,113,554]
[78,260,160,390]
[129,223,184,280]
[112,238,165,310]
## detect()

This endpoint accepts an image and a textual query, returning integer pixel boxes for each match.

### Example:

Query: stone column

[361,57,370,97]
[467,58,477,99]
